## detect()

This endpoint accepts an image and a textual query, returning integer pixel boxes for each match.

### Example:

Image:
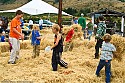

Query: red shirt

[65,28,74,42]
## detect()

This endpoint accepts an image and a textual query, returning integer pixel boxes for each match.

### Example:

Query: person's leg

[105,60,111,83]
[64,42,70,52]
[36,45,40,56]
[69,41,74,51]
[95,39,100,59]
[32,45,36,58]
[96,60,105,76]
[88,30,92,41]
[52,51,58,71]
[16,40,20,59]
[95,39,103,59]
[8,38,18,63]
[59,52,68,68]
[39,25,41,30]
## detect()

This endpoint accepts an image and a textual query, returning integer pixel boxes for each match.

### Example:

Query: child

[64,27,74,52]
[1,31,6,42]
[51,24,68,71]
[95,34,116,83]
[95,16,106,59]
[31,25,41,58]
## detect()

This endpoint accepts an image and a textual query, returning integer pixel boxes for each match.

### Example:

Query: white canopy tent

[0,0,70,16]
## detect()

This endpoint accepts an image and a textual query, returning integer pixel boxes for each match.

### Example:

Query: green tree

[63,8,78,16]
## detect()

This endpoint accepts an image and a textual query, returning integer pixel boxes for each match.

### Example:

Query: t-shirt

[1,35,5,42]
[53,34,63,52]
[39,19,43,26]
[100,41,116,60]
[31,30,41,45]
[9,18,22,39]
[65,29,74,42]
[29,20,33,25]
[78,17,86,29]
[95,22,106,39]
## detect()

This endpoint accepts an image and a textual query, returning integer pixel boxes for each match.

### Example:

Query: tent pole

[58,0,62,32]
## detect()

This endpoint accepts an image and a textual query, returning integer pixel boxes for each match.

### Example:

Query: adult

[0,17,3,34]
[28,19,33,30]
[71,17,78,24]
[20,17,24,29]
[39,18,43,30]
[94,16,106,59]
[78,13,86,39]
[8,10,24,64]
[87,20,94,40]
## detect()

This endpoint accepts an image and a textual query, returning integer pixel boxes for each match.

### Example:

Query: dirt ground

[0,29,125,83]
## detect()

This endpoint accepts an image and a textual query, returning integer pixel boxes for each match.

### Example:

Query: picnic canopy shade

[0,0,70,16]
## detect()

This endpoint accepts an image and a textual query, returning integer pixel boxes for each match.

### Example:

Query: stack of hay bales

[110,34,125,61]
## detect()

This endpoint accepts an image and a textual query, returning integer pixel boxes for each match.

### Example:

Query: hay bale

[71,24,82,32]
[20,40,31,49]
[62,26,71,35]
[40,39,53,50]
[0,42,10,53]
[88,41,96,49]
[110,34,125,61]
[40,29,52,34]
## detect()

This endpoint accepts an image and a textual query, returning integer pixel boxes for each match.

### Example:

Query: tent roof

[0,0,71,16]
[91,8,125,17]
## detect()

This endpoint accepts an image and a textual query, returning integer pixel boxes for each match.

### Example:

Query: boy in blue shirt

[96,34,116,83]
[31,25,42,58]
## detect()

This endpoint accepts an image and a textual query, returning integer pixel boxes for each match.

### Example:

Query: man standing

[28,19,33,30]
[39,18,43,30]
[0,17,3,34]
[8,10,24,64]
[78,13,86,39]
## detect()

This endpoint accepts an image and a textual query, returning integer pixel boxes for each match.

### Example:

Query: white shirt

[0,20,2,28]
[29,20,33,25]
[39,19,43,26]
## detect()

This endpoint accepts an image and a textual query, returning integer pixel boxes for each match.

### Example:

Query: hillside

[0,0,125,13]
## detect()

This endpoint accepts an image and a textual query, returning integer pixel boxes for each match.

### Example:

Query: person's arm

[102,44,116,52]
[51,34,61,50]
[13,28,24,39]
[36,31,41,40]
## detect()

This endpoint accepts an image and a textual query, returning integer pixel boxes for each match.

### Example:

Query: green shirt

[78,17,86,29]
[87,22,94,30]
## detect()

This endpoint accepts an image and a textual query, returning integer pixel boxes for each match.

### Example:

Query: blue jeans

[96,60,111,83]
[88,30,93,40]
[39,25,42,30]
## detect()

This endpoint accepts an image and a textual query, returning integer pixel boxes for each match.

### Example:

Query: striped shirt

[100,41,116,60]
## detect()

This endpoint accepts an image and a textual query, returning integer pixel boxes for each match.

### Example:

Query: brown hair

[16,10,23,15]
[103,34,112,42]
[33,24,39,31]
[52,24,60,31]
